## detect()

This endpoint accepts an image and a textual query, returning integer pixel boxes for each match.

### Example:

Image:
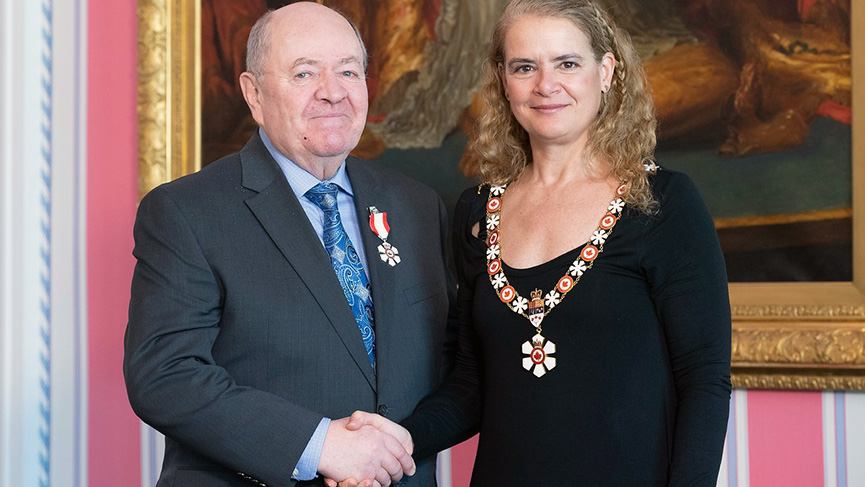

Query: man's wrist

[292,417,331,480]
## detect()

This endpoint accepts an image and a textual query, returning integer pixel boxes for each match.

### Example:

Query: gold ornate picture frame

[138,0,200,196]
[137,0,865,389]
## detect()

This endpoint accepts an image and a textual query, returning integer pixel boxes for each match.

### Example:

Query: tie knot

[305,182,340,211]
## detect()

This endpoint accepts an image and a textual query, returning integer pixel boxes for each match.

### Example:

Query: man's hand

[317,417,416,487]
[322,412,416,487]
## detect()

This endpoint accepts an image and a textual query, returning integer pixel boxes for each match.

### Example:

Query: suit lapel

[240,136,376,390]
[347,159,397,389]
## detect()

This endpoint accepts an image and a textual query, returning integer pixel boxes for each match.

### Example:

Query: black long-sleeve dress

[402,168,732,486]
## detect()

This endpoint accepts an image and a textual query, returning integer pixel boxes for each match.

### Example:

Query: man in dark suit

[124,3,454,486]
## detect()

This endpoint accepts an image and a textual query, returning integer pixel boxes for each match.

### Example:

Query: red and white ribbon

[369,212,390,240]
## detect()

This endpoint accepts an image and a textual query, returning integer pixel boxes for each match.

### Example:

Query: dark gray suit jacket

[124,133,455,487]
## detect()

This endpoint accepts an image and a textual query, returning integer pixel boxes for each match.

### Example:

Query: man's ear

[239,72,265,126]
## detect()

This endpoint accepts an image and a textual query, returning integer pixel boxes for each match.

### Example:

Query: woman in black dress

[338,0,731,485]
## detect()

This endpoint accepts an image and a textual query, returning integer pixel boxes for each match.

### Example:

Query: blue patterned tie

[305,182,375,368]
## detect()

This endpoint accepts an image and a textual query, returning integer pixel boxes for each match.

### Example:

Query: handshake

[318,411,416,487]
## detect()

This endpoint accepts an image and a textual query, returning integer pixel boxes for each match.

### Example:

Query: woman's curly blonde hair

[470,0,658,213]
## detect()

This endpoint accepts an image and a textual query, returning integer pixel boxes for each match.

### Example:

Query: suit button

[377,404,389,416]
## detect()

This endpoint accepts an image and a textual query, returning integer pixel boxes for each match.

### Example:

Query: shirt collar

[259,128,355,198]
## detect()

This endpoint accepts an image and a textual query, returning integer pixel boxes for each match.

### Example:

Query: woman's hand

[323,477,374,487]
[345,411,414,455]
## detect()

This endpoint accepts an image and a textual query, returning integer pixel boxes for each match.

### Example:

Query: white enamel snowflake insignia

[590,230,608,246]
[491,272,508,289]
[377,243,401,267]
[489,185,507,196]
[568,260,587,277]
[486,244,500,260]
[608,198,625,213]
[511,296,529,313]
[522,334,557,378]
[544,290,561,309]
[486,214,500,230]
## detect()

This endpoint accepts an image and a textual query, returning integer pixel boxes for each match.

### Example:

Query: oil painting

[139,0,864,388]
[199,0,852,282]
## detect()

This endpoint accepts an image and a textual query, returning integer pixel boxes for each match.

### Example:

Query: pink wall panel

[87,0,141,484]
[450,435,479,487]
[748,391,824,487]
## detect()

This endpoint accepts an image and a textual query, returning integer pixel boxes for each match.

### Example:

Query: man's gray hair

[245,7,369,77]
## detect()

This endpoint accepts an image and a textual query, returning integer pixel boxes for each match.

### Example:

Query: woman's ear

[599,52,616,92]
[498,62,510,101]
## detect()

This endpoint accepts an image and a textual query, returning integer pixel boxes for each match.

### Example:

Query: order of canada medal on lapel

[368,206,400,267]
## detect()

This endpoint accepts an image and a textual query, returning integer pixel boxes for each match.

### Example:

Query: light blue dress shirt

[260,129,371,480]
[260,129,370,270]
